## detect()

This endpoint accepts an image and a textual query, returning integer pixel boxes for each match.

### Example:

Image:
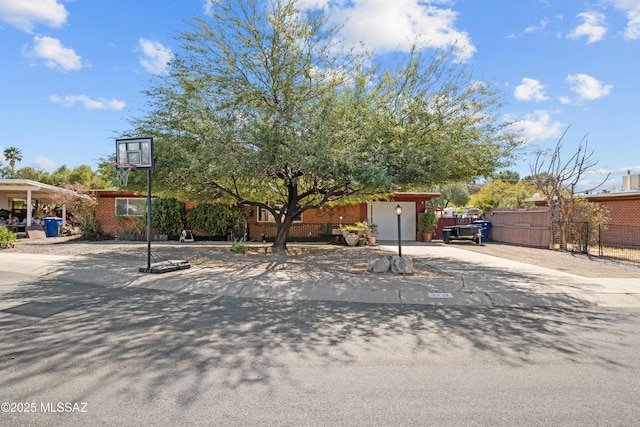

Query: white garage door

[369,202,416,241]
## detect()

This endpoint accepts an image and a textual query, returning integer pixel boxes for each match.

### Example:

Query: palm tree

[3,147,23,176]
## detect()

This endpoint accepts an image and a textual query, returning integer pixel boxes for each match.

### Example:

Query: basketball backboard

[115,137,154,170]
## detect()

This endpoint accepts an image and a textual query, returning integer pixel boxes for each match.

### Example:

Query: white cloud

[605,1,640,39]
[524,18,550,33]
[26,36,82,72]
[625,8,640,39]
[301,0,476,61]
[606,0,640,39]
[567,11,607,43]
[559,96,571,104]
[514,78,548,102]
[138,38,172,75]
[566,73,613,100]
[202,0,221,16]
[49,94,126,110]
[511,110,566,143]
[0,0,67,33]
[31,156,57,170]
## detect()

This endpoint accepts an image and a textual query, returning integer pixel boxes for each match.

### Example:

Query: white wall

[369,201,416,241]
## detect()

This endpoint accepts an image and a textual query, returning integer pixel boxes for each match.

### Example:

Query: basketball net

[112,162,136,187]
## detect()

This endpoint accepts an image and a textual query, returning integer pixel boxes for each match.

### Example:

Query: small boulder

[367,255,391,273]
[390,255,414,274]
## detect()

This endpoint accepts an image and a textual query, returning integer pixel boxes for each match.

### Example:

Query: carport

[0,179,83,231]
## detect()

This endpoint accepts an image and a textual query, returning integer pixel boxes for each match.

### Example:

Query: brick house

[93,190,147,236]
[528,189,640,226]
[581,191,640,226]
[93,190,441,241]
[498,174,640,248]
[246,192,440,242]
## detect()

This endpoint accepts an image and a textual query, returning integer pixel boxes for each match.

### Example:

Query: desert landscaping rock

[367,255,391,273]
[390,255,414,274]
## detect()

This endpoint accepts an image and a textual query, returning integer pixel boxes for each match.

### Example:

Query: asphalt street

[1,244,639,426]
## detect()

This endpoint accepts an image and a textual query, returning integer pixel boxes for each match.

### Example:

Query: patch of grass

[230,238,247,254]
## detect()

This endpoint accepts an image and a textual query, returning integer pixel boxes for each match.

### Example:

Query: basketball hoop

[112,162,136,187]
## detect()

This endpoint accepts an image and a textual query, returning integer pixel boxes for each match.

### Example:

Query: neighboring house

[491,174,640,248]
[0,179,82,229]
[527,183,640,227]
[94,190,441,242]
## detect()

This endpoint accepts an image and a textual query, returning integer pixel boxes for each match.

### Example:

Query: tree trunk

[272,210,297,251]
[559,221,569,251]
[271,180,301,252]
[272,222,290,251]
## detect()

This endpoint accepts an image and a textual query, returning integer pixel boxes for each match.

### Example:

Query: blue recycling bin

[43,217,63,237]
[473,220,492,242]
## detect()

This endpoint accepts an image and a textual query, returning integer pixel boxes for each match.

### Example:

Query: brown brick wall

[95,194,146,236]
[95,195,117,235]
[600,199,640,225]
[596,199,640,246]
[247,204,364,240]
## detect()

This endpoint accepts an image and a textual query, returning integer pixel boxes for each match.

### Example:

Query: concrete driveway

[1,242,638,310]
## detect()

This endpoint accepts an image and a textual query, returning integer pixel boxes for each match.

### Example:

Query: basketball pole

[146,169,152,271]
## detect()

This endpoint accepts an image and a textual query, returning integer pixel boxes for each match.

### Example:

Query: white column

[26,190,32,226]
[62,205,67,227]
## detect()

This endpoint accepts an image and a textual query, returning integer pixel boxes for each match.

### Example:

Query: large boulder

[390,255,414,274]
[367,255,391,273]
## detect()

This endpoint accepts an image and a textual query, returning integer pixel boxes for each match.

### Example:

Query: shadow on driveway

[1,274,636,407]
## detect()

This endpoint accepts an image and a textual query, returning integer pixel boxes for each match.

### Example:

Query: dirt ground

[5,236,444,277]
[449,240,640,278]
[5,236,640,278]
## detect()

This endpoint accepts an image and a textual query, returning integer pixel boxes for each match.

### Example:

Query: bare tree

[529,127,609,250]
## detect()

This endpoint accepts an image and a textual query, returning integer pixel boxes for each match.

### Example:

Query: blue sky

[0,0,638,192]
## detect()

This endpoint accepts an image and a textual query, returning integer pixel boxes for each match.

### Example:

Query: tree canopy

[130,0,521,249]
[1,146,23,178]
[468,178,537,212]
[428,182,470,208]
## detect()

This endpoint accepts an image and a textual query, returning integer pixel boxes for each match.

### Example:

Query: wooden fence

[486,208,551,248]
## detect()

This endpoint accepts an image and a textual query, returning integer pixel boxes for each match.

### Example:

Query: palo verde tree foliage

[132,0,520,250]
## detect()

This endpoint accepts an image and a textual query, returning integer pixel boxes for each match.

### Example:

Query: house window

[115,198,147,217]
[257,205,302,223]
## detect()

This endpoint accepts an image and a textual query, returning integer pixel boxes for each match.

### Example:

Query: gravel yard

[5,236,639,278]
[5,236,445,277]
[451,240,640,278]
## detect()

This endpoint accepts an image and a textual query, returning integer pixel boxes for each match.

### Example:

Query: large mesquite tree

[132,0,519,250]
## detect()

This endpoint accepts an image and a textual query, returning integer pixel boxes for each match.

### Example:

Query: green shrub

[187,203,243,237]
[149,198,183,235]
[81,219,113,241]
[418,210,438,233]
[0,226,17,248]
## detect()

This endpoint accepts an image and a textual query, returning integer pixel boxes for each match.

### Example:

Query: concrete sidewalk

[1,243,639,309]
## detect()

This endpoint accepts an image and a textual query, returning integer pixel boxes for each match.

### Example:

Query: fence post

[584,222,590,254]
[598,224,603,256]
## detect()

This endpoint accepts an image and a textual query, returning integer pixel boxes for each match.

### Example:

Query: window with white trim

[257,205,302,223]
[115,198,147,217]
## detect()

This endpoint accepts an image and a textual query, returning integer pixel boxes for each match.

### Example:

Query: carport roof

[0,179,86,200]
